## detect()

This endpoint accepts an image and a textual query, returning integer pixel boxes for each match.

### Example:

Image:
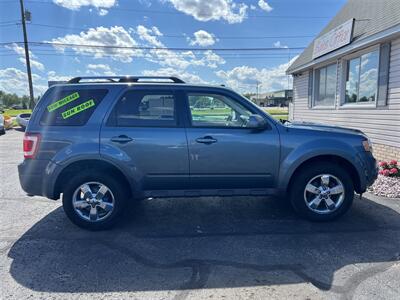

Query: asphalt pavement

[1,129,400,299]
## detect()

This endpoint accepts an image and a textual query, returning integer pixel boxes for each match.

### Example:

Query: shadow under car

[7,195,400,294]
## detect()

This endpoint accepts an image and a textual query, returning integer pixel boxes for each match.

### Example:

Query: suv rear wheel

[289,162,354,221]
[62,172,128,230]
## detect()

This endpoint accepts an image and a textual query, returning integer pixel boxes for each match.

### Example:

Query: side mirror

[247,114,267,129]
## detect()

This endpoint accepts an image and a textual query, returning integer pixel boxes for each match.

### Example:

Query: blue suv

[18,76,378,230]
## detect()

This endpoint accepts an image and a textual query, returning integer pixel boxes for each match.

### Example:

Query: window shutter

[308,70,313,108]
[377,43,391,107]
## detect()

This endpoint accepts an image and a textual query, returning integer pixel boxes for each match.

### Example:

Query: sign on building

[312,19,354,59]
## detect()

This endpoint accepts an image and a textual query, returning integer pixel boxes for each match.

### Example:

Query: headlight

[362,139,372,152]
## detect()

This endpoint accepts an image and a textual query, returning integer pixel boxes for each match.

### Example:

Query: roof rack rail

[68,76,185,84]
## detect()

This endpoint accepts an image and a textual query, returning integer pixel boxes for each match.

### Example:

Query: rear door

[184,90,280,190]
[100,87,189,191]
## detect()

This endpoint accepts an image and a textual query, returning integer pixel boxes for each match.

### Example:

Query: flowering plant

[378,160,399,177]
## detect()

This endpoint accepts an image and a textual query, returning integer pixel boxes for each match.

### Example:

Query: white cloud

[258,0,273,12]
[135,25,194,69]
[18,57,45,71]
[6,43,45,71]
[136,25,194,69]
[136,25,164,47]
[48,26,143,63]
[138,0,152,7]
[215,57,298,92]
[47,24,225,74]
[146,49,194,69]
[136,25,224,70]
[250,4,256,10]
[188,30,217,47]
[47,70,72,82]
[146,49,225,70]
[98,8,108,16]
[86,63,116,76]
[142,67,206,84]
[52,0,116,10]
[273,41,288,48]
[202,50,225,68]
[0,68,47,96]
[166,0,248,24]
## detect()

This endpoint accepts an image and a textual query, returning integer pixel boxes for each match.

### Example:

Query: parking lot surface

[1,129,400,299]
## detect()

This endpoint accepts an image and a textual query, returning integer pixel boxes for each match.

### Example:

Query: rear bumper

[18,159,58,199]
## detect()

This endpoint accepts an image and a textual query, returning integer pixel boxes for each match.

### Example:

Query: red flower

[379,170,384,175]
[389,160,398,166]
[379,161,388,167]
[390,168,398,174]
[382,169,391,176]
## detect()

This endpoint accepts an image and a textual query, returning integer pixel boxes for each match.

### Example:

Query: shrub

[379,160,399,177]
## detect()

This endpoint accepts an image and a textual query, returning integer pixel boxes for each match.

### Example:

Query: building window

[345,49,379,103]
[314,64,336,106]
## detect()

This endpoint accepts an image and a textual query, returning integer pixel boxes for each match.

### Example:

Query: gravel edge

[367,175,400,198]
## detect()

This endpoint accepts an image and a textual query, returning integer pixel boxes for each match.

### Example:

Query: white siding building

[287,0,400,161]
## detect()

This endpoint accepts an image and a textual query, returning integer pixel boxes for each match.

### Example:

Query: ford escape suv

[18,76,378,230]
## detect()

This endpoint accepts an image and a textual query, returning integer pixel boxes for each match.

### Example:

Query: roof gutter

[287,23,400,75]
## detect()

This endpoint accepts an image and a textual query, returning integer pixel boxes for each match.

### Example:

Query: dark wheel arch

[54,159,133,200]
[287,155,361,194]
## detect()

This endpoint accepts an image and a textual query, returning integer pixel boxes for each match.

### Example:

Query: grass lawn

[191,107,288,122]
[3,109,32,117]
[262,108,288,121]
[263,107,289,115]
[191,108,231,115]
[272,115,288,121]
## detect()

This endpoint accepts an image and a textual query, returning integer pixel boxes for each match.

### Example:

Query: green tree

[0,90,30,108]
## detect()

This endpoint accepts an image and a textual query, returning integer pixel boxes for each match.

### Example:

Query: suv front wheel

[62,172,128,230]
[289,162,354,221]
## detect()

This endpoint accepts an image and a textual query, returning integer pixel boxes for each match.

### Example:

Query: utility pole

[256,81,261,102]
[287,48,291,90]
[19,0,35,109]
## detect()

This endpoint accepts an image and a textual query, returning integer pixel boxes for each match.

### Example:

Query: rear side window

[40,88,108,126]
[108,90,177,127]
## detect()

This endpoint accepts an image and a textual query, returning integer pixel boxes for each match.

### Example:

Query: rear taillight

[23,133,41,159]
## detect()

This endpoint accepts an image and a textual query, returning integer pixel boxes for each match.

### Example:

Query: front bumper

[356,151,378,192]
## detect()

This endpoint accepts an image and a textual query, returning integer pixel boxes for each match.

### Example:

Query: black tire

[289,162,354,222]
[62,171,128,230]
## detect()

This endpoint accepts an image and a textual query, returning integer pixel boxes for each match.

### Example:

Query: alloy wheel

[303,174,345,214]
[72,182,115,222]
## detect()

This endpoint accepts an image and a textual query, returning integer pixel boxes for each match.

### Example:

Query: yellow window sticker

[61,99,95,119]
[47,92,80,112]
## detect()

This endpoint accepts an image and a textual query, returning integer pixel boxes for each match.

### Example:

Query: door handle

[195,136,217,144]
[110,135,133,144]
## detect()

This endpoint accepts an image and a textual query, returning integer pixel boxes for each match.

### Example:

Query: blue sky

[0,0,346,96]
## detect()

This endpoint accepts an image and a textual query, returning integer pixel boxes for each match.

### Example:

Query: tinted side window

[40,88,108,126]
[110,90,176,127]
[188,93,252,128]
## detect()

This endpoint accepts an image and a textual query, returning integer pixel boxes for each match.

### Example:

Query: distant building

[250,89,293,107]
[287,0,400,161]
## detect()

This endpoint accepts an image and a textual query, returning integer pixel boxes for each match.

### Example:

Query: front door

[184,91,280,190]
[100,88,189,190]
